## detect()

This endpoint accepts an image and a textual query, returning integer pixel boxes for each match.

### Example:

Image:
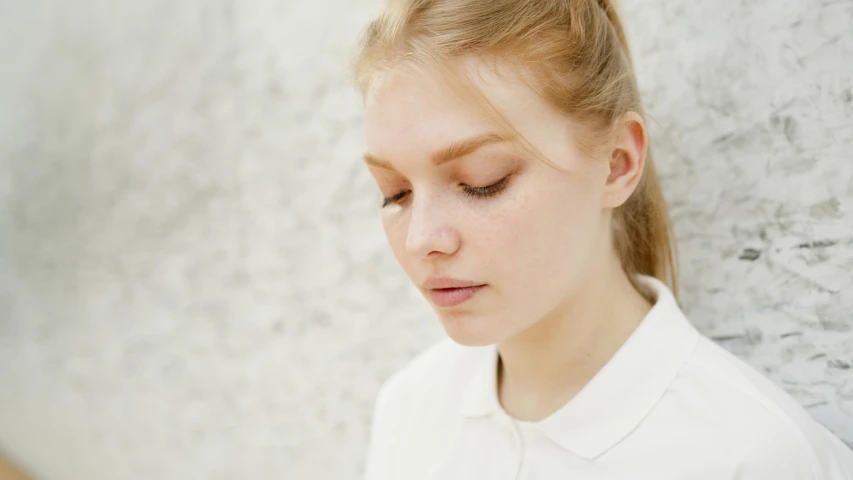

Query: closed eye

[461,175,511,199]
[382,190,410,208]
[381,175,512,208]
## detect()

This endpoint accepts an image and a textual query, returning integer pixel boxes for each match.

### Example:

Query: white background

[0,0,851,478]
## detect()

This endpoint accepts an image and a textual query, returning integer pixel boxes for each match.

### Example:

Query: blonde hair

[352,0,679,298]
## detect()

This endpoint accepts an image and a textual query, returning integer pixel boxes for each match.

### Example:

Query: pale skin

[363,58,653,422]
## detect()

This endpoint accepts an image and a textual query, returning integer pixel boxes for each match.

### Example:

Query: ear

[603,111,647,209]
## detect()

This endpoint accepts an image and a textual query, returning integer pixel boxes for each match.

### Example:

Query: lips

[423,277,486,308]
[426,285,486,307]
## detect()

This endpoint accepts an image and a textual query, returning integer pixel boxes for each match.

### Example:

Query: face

[363,60,618,346]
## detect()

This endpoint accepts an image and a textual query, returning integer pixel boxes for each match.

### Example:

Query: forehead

[364,69,488,152]
[363,59,569,163]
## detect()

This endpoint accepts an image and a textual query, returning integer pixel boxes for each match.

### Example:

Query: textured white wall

[0,0,850,479]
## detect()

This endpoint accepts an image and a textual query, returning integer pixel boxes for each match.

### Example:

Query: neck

[496,247,653,422]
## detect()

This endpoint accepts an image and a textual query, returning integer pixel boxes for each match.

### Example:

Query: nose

[405,193,461,259]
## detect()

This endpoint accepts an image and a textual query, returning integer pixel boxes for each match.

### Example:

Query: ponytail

[594,0,679,299]
[614,155,680,301]
[596,0,633,64]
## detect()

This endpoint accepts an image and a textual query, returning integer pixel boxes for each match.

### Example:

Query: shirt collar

[458,274,700,460]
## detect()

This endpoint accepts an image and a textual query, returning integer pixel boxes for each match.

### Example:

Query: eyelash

[461,175,511,199]
[381,175,512,208]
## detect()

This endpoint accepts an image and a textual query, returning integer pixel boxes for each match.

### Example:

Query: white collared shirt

[364,275,853,479]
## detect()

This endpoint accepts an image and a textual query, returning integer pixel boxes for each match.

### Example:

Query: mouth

[426,285,486,308]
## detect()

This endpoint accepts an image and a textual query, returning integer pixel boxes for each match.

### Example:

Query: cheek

[381,209,411,265]
[483,174,605,290]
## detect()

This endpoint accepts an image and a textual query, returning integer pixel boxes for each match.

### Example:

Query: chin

[437,311,505,347]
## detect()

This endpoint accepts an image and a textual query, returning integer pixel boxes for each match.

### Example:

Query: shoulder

[659,335,853,478]
[364,338,487,479]
[374,338,484,417]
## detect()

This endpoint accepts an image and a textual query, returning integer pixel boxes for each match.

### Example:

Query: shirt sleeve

[810,424,853,480]
[729,428,820,480]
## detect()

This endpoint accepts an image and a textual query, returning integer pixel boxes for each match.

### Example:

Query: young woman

[352,0,853,478]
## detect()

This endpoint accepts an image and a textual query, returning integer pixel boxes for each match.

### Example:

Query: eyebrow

[363,132,510,170]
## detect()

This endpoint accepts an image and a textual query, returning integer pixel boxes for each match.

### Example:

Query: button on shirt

[364,275,853,479]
